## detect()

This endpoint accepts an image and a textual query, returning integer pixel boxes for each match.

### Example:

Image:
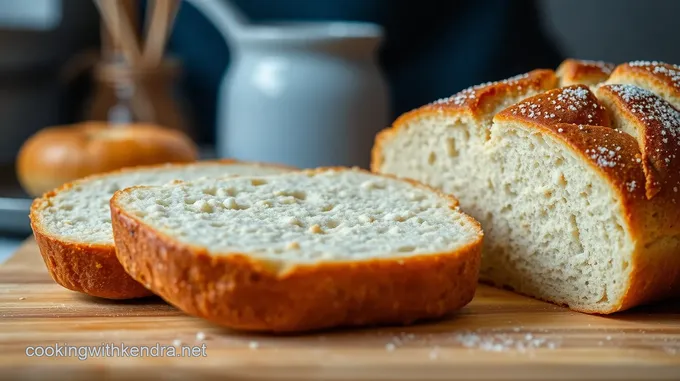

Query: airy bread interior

[378,113,632,311]
[113,169,482,264]
[484,124,633,310]
[36,163,288,244]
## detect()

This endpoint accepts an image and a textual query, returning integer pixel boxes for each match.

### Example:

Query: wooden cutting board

[1,239,679,381]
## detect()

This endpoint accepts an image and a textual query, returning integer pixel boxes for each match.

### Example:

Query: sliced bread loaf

[29,160,292,299]
[372,59,680,314]
[110,167,483,332]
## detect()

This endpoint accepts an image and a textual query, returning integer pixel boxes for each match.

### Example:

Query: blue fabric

[166,0,563,143]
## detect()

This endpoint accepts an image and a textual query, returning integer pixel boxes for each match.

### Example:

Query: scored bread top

[605,61,680,111]
[556,59,615,87]
[596,84,680,199]
[31,160,291,245]
[111,168,483,265]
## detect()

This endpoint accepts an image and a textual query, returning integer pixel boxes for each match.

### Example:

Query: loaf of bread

[29,160,292,299]
[372,59,680,314]
[17,122,198,197]
[109,168,483,332]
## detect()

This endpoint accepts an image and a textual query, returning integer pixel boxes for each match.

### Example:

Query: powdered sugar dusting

[585,146,621,168]
[431,72,533,107]
[556,87,592,109]
[628,61,680,90]
[509,85,607,126]
[602,83,680,198]
[379,330,561,357]
[608,84,680,140]
[455,331,560,353]
[369,329,680,359]
[574,127,644,177]
[606,84,680,194]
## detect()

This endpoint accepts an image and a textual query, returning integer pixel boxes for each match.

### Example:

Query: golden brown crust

[31,223,153,299]
[495,85,611,128]
[596,84,680,199]
[618,234,680,313]
[29,159,297,300]
[556,59,615,87]
[110,167,483,332]
[411,69,558,120]
[606,61,680,110]
[17,122,200,197]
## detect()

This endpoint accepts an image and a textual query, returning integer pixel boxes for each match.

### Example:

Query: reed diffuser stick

[94,0,142,65]
[143,0,181,67]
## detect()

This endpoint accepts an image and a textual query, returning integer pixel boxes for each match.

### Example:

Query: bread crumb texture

[115,169,480,263]
[37,163,287,244]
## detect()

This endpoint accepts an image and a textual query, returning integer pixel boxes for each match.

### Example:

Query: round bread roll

[17,122,198,196]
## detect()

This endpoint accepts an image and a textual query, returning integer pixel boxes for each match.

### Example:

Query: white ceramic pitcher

[187,0,390,169]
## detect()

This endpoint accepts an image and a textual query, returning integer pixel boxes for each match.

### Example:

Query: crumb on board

[429,346,440,360]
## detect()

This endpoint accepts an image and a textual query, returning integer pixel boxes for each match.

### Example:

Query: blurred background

[0,0,678,251]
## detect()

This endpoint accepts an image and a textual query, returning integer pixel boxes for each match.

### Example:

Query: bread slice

[110,167,483,332]
[372,59,680,314]
[29,160,292,300]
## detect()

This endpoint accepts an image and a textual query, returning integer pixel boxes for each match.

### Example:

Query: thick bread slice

[29,160,292,299]
[372,59,680,314]
[110,167,483,332]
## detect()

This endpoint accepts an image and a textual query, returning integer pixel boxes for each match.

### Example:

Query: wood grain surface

[1,239,679,381]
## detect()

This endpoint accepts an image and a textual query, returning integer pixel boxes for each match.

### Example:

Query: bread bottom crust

[32,228,153,299]
[111,203,483,333]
